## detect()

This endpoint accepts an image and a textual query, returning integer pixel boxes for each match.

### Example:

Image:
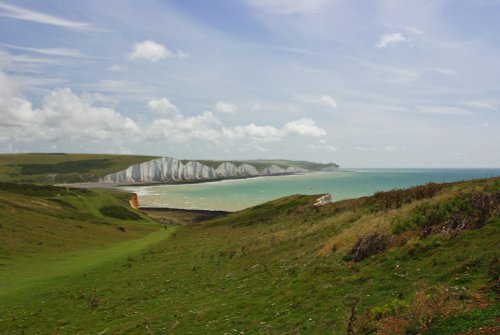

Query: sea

[120,169,500,212]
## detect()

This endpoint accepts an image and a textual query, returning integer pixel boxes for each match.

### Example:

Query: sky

[0,0,499,168]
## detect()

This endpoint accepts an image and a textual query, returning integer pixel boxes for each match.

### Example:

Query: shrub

[368,182,445,212]
[18,159,113,175]
[392,191,499,237]
[99,206,141,220]
[344,232,390,262]
[372,299,410,320]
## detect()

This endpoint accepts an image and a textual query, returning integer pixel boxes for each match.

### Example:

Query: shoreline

[58,170,347,189]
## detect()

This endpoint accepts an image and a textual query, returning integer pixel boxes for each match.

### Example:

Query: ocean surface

[121,169,500,212]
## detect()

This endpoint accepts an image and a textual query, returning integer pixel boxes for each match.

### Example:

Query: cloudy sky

[0,0,499,167]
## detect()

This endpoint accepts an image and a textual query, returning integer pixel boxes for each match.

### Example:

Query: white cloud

[222,118,326,142]
[129,40,172,62]
[128,40,188,62]
[37,88,139,140]
[148,97,179,115]
[0,43,82,57]
[215,100,238,114]
[12,54,60,65]
[376,32,408,48]
[0,84,138,142]
[148,111,221,143]
[283,118,326,137]
[0,54,326,148]
[295,94,338,109]
[320,95,337,108]
[223,124,282,142]
[0,2,91,31]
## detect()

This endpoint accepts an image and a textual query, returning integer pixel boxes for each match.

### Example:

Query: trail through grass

[0,227,175,301]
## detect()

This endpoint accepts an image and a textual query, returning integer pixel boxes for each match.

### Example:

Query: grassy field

[0,153,157,183]
[0,178,498,334]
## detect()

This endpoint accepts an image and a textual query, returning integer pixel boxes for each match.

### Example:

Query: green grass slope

[0,178,498,334]
[0,182,159,261]
[0,153,157,183]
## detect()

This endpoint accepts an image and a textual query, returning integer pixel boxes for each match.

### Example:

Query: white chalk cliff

[101,157,305,184]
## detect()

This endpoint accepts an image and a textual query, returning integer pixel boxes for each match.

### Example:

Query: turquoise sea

[121,169,500,212]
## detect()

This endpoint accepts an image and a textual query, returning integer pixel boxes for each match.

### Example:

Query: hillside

[0,153,158,183]
[0,178,498,334]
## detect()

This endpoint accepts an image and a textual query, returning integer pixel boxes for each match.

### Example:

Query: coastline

[57,170,347,189]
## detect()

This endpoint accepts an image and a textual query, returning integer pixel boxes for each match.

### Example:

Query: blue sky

[0,0,499,167]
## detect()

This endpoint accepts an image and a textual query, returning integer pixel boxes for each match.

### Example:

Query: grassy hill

[0,178,498,334]
[0,153,157,183]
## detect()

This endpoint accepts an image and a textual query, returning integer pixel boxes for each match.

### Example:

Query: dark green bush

[18,159,113,175]
[392,191,499,236]
[99,206,141,220]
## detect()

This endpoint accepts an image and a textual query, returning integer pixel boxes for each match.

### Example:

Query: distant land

[0,153,339,185]
[101,156,339,184]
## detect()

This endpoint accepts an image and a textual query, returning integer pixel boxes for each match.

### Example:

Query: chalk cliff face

[101,157,304,184]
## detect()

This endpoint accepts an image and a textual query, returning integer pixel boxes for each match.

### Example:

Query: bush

[18,159,113,175]
[368,183,445,212]
[372,299,410,320]
[392,191,499,237]
[344,232,390,262]
[99,206,141,220]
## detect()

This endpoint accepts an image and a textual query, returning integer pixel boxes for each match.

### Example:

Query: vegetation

[99,205,142,220]
[0,177,498,334]
[0,153,157,183]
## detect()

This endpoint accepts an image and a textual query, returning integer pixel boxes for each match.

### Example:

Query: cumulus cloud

[223,124,282,142]
[0,56,326,147]
[129,40,172,62]
[37,88,139,140]
[320,95,337,108]
[148,111,221,143]
[148,97,179,115]
[295,94,337,109]
[376,32,408,48]
[222,118,326,142]
[215,100,238,114]
[0,67,138,142]
[128,40,187,62]
[283,118,326,136]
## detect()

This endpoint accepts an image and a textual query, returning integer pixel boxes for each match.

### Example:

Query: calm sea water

[121,169,500,212]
